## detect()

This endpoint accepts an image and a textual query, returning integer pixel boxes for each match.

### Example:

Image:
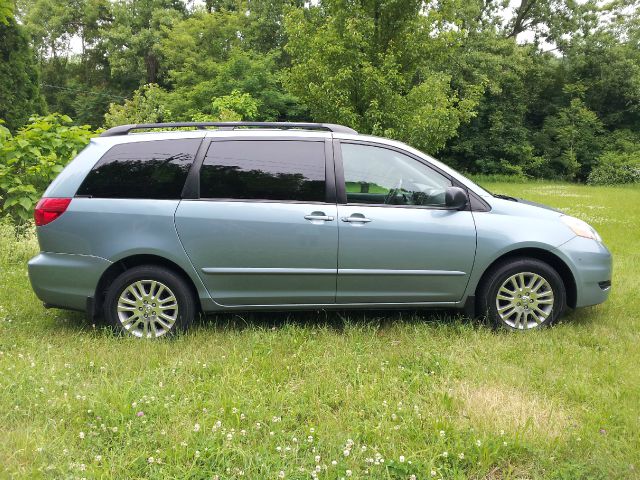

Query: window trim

[335,139,490,212]
[193,137,335,204]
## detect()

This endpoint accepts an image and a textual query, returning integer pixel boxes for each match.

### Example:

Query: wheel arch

[474,247,577,309]
[92,254,203,319]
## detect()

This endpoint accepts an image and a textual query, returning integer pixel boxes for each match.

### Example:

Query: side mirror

[445,186,469,210]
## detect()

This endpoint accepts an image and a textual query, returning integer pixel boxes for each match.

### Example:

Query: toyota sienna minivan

[28,122,612,337]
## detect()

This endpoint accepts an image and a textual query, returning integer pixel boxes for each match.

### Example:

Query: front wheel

[103,265,196,338]
[478,258,566,330]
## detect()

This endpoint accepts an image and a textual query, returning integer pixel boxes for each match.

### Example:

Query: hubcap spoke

[495,271,554,330]
[117,279,179,338]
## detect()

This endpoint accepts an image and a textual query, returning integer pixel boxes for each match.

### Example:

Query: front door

[336,142,477,304]
[175,138,338,306]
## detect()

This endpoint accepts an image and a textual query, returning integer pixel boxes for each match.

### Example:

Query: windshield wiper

[493,193,518,202]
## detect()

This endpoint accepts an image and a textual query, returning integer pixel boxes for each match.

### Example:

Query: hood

[487,195,564,220]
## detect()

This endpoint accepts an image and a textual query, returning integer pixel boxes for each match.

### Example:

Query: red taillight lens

[34,198,72,226]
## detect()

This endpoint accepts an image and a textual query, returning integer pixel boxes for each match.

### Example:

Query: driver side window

[340,143,452,207]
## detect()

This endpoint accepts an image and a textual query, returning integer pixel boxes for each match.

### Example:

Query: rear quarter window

[76,138,201,199]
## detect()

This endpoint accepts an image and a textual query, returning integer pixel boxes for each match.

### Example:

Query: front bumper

[28,252,112,311]
[555,236,612,308]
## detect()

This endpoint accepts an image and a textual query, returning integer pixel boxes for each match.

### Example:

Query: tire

[478,257,566,330]
[103,265,196,338]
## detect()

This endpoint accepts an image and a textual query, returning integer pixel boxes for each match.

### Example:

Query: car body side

[28,130,612,317]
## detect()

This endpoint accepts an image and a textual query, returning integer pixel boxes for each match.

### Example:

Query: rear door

[175,137,338,306]
[335,141,477,304]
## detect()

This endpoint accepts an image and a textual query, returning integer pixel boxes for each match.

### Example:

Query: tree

[0,7,45,131]
[104,84,172,128]
[159,10,303,121]
[539,89,604,180]
[0,114,95,224]
[283,1,482,153]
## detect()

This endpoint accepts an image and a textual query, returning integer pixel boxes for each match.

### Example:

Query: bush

[0,114,96,224]
[587,151,640,185]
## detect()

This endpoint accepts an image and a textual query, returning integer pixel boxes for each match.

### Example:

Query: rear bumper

[28,252,111,311]
[555,237,612,308]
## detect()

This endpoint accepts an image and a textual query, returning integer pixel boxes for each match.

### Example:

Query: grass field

[0,181,638,479]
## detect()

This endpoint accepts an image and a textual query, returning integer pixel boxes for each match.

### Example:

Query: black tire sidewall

[479,258,567,330]
[103,265,195,337]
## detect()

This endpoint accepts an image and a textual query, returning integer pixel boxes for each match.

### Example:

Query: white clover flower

[194,423,201,432]
[278,471,285,478]
[79,432,85,439]
[343,449,350,457]
[315,455,321,463]
[315,465,321,473]
[331,460,337,466]
[276,446,282,452]
[458,452,464,459]
[194,450,200,458]
[148,457,154,463]
[310,427,315,433]
[346,470,352,477]
[94,455,102,462]
[475,440,481,447]
[431,470,437,477]
[307,435,314,443]
[399,455,405,463]
[439,430,445,437]
[503,441,508,447]
[442,451,448,458]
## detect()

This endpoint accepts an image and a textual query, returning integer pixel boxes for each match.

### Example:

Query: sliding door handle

[304,212,334,222]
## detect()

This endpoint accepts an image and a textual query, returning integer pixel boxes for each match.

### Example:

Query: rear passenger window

[76,139,201,199]
[200,140,326,202]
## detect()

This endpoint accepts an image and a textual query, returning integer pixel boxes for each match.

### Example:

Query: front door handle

[304,212,334,222]
[341,214,372,223]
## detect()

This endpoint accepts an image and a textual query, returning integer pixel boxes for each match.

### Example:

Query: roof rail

[99,121,358,137]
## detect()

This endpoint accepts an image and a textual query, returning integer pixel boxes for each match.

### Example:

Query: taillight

[34,198,72,226]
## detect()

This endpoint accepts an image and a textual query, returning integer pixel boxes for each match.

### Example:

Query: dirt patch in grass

[451,381,572,439]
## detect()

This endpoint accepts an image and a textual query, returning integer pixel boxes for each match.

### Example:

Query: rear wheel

[478,258,566,330]
[103,265,195,338]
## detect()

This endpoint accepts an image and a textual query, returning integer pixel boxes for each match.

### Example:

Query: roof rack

[99,121,358,137]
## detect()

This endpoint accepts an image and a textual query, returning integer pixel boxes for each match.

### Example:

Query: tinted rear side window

[76,139,201,199]
[200,140,326,202]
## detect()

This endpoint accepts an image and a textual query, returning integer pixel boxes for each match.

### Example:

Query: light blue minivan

[28,122,612,337]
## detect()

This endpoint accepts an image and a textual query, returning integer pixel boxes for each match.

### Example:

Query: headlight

[560,216,602,242]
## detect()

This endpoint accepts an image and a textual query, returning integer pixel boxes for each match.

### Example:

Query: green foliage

[283,3,482,153]
[0,13,45,131]
[588,151,640,185]
[192,90,260,122]
[104,84,172,128]
[0,0,13,25]
[0,114,96,224]
[539,95,604,180]
[11,0,640,183]
[158,11,302,121]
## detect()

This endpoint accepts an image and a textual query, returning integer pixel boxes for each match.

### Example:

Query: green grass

[1,182,639,479]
